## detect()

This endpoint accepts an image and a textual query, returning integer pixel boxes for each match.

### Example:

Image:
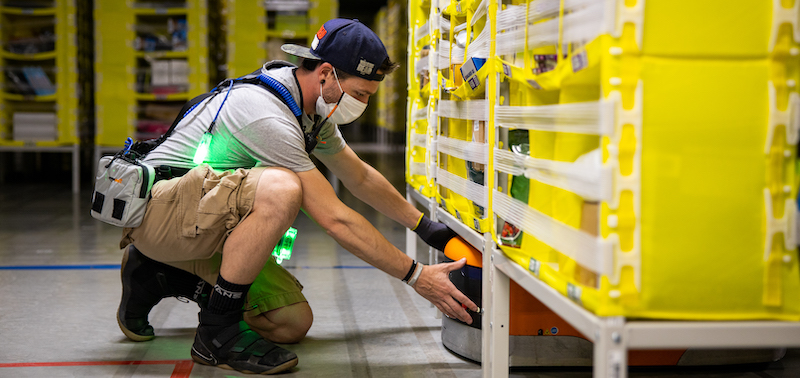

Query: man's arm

[317,145,457,251]
[295,166,478,323]
[316,145,420,228]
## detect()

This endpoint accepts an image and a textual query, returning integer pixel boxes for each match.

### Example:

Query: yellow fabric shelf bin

[407,97,435,197]
[625,57,800,320]
[406,0,436,198]
[436,106,491,233]
[641,0,777,58]
[492,0,800,320]
[432,0,493,233]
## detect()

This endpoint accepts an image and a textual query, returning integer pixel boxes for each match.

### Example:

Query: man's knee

[244,302,313,344]
[254,168,303,214]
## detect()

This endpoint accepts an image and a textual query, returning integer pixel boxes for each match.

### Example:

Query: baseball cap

[282,18,389,81]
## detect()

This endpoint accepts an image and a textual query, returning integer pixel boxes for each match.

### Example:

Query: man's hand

[411,258,479,324]
[413,215,457,251]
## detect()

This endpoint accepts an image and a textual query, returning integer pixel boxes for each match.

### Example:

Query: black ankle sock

[206,275,251,315]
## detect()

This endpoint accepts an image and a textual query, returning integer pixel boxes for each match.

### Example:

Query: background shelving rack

[0,0,80,193]
[93,0,209,170]
[405,0,800,377]
[220,0,337,79]
[374,0,408,142]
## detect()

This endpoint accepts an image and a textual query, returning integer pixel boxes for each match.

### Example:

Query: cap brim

[281,44,320,60]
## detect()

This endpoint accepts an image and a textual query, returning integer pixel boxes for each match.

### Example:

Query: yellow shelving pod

[489,0,800,321]
[407,0,800,323]
[94,0,208,157]
[222,0,337,79]
[404,0,800,375]
[0,0,80,191]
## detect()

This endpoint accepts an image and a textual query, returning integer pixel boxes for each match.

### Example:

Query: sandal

[191,312,298,374]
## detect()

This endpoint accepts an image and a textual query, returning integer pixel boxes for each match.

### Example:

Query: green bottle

[272,227,297,264]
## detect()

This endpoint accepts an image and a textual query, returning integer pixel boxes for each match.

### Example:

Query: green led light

[193,132,213,165]
[272,227,297,264]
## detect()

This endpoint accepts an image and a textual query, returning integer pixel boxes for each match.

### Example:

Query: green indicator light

[272,227,297,264]
[193,132,213,165]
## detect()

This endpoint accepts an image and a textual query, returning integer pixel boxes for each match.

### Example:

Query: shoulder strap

[137,62,322,156]
[130,91,217,156]
[225,68,324,154]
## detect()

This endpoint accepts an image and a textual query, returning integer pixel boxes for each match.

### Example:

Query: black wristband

[402,260,417,282]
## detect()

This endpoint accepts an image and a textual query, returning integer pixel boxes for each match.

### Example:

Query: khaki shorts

[120,165,306,315]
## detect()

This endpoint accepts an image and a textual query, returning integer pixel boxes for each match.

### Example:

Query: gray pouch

[90,155,155,227]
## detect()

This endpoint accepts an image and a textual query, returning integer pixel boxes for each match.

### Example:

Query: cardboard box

[460,57,486,82]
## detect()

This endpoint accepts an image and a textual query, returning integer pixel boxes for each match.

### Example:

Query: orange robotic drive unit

[441,237,783,366]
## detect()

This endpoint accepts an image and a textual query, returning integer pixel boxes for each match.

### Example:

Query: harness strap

[142,61,324,157]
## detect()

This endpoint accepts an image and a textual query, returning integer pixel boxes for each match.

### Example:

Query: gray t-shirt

[144,63,346,172]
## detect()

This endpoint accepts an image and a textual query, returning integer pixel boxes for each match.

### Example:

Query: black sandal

[191,312,298,374]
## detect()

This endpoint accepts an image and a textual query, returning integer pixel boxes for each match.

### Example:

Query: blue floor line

[0,264,377,270]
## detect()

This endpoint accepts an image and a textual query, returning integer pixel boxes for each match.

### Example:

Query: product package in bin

[460,57,486,82]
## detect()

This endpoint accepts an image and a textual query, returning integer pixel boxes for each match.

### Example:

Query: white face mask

[315,70,367,125]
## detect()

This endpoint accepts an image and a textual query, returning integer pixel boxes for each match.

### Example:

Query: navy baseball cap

[282,18,389,81]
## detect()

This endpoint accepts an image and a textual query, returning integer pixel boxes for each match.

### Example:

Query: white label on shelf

[528,258,541,277]
[567,282,582,304]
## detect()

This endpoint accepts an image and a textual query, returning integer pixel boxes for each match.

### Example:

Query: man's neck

[294,69,319,116]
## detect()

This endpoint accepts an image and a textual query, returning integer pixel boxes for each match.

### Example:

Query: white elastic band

[496,0,599,36]
[409,161,427,177]
[494,148,609,201]
[407,263,424,286]
[439,100,489,121]
[493,148,526,176]
[454,21,469,34]
[410,132,428,148]
[415,20,430,43]
[439,15,451,31]
[496,1,606,56]
[495,101,607,135]
[465,26,490,60]
[410,107,428,123]
[492,189,606,275]
[471,0,488,25]
[439,136,488,164]
[497,5,525,32]
[437,39,465,68]
[437,167,488,207]
[415,55,430,75]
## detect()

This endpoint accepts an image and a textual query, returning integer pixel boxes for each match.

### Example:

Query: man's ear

[318,62,334,83]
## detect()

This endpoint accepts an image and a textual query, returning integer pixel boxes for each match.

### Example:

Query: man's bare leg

[221,167,303,283]
[245,302,313,344]
[192,167,304,374]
